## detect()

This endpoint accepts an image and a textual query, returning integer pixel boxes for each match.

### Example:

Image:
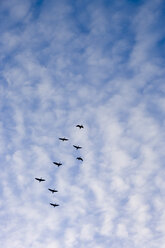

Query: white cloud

[116,223,128,238]
[0,0,165,247]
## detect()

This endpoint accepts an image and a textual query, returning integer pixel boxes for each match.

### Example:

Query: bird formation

[35,124,84,208]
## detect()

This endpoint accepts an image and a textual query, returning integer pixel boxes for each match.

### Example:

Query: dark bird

[76,125,84,129]
[73,145,82,150]
[77,157,83,161]
[48,188,58,193]
[53,162,62,167]
[50,203,59,207]
[35,177,45,182]
[59,137,68,141]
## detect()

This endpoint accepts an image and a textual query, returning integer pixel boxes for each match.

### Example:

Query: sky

[0,0,165,247]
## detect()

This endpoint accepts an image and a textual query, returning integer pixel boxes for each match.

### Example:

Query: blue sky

[0,0,165,247]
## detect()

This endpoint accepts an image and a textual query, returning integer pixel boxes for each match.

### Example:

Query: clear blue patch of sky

[68,0,91,34]
[0,75,8,87]
[156,38,165,58]
[31,0,45,20]
[17,0,140,82]
[67,0,138,79]
[0,5,29,32]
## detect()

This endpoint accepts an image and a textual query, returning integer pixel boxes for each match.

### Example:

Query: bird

[76,125,84,129]
[48,188,58,193]
[73,145,82,150]
[53,162,62,167]
[77,157,83,161]
[50,203,59,207]
[59,137,68,141]
[35,177,45,182]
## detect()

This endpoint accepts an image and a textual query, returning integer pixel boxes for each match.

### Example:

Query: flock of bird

[35,124,84,208]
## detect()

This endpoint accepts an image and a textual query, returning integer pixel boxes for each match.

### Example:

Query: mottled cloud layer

[0,0,165,247]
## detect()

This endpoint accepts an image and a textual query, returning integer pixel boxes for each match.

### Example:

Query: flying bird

[35,177,45,182]
[76,125,84,129]
[50,203,59,207]
[76,157,83,161]
[73,145,82,150]
[48,188,58,193]
[59,137,68,141]
[53,162,62,167]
